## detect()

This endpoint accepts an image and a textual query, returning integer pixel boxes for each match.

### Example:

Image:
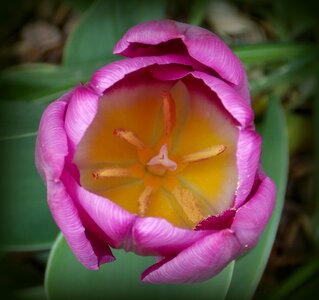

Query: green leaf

[13,286,46,300]
[0,101,58,251]
[188,0,209,26]
[0,101,45,139]
[233,43,316,65]
[250,53,318,94]
[314,77,319,246]
[63,0,166,66]
[269,257,319,300]
[46,234,234,300]
[64,0,95,12]
[225,96,289,300]
[0,60,112,101]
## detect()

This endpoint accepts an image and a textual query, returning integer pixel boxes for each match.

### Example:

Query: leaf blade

[63,0,166,66]
[45,233,234,300]
[0,101,59,250]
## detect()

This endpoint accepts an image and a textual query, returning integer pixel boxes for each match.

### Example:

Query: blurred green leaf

[64,0,95,12]
[188,0,209,25]
[269,257,319,300]
[250,53,318,94]
[0,101,45,139]
[0,64,76,101]
[46,234,234,300]
[63,0,166,66]
[13,286,46,300]
[0,101,58,251]
[0,60,112,101]
[233,43,316,65]
[225,96,289,300]
[286,112,313,154]
[272,0,319,40]
[314,77,319,246]
[288,278,318,300]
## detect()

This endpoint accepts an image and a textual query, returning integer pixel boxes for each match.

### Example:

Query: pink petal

[114,20,181,56]
[234,130,262,207]
[150,64,192,81]
[64,85,100,153]
[231,175,276,250]
[62,171,137,249]
[195,209,236,231]
[151,67,253,128]
[132,217,209,257]
[142,229,241,283]
[35,91,73,182]
[88,54,203,95]
[114,20,249,101]
[47,179,114,269]
[190,71,253,128]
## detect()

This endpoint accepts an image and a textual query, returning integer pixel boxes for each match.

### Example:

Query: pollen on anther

[113,128,146,150]
[138,186,153,216]
[181,144,226,164]
[92,167,132,179]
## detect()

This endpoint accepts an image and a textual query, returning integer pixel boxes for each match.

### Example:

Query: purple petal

[114,20,249,101]
[132,217,209,257]
[64,85,100,153]
[47,179,114,269]
[231,175,276,250]
[150,67,253,128]
[190,71,253,128]
[150,64,192,81]
[234,130,262,207]
[114,20,180,56]
[142,229,241,283]
[62,171,137,249]
[195,209,236,231]
[35,91,72,182]
[88,54,203,95]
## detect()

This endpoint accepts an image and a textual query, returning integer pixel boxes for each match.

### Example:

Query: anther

[137,186,153,216]
[113,128,145,150]
[181,144,226,164]
[172,187,204,226]
[92,167,132,179]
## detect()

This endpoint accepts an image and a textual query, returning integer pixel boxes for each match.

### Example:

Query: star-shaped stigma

[92,92,226,227]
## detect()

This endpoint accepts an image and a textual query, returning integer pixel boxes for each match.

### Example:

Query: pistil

[147,144,177,176]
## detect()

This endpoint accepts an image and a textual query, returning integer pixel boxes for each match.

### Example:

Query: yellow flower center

[74,79,238,229]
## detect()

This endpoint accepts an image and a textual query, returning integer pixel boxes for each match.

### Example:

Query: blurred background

[0,0,318,299]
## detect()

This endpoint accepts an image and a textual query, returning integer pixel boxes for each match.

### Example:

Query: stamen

[172,187,204,226]
[162,92,176,137]
[113,128,145,150]
[137,186,153,216]
[181,145,226,164]
[92,167,132,179]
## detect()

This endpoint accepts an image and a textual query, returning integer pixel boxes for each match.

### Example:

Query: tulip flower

[36,20,275,283]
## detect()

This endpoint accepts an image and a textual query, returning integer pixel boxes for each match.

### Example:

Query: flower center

[91,90,226,225]
[74,80,239,229]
